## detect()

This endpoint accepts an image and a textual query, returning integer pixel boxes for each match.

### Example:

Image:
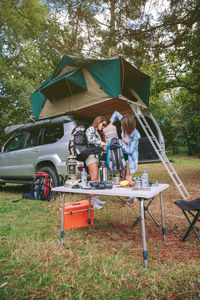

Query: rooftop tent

[30,55,150,120]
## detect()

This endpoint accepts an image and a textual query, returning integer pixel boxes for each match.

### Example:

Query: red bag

[33,172,51,200]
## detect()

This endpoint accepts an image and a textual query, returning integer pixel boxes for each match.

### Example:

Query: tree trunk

[108,0,117,57]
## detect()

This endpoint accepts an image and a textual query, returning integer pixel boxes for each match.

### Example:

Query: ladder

[130,103,190,200]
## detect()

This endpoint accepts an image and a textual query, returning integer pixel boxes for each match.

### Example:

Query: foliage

[0,0,199,154]
[48,0,150,63]
[141,0,200,154]
[148,89,200,155]
[0,0,83,145]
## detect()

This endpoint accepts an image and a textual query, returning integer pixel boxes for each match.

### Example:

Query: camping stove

[64,155,80,188]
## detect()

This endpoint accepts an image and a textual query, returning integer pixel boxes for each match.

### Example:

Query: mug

[135,179,142,189]
[113,177,120,185]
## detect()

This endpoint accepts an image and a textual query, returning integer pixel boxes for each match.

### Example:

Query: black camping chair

[174,198,200,242]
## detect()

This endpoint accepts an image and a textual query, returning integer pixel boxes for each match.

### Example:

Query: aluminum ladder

[130,103,190,200]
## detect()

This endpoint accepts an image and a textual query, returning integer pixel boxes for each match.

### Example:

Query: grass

[0,155,200,299]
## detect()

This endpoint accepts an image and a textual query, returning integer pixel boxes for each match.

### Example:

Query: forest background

[0,0,199,155]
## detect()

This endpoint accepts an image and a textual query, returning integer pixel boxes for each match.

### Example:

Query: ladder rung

[131,104,190,200]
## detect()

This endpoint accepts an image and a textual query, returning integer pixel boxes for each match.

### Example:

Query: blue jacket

[110,111,141,174]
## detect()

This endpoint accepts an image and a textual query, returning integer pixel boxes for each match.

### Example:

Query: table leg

[60,193,65,246]
[140,199,148,269]
[160,192,166,242]
[88,197,91,230]
[145,198,160,227]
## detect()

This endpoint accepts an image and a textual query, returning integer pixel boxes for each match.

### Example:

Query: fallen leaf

[0,282,8,288]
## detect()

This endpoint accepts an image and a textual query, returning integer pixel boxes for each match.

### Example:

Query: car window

[4,133,25,153]
[42,124,64,145]
[26,129,42,148]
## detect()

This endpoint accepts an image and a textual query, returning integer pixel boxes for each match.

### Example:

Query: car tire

[37,166,60,187]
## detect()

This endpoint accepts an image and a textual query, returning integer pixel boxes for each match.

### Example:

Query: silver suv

[0,115,90,187]
[0,113,165,187]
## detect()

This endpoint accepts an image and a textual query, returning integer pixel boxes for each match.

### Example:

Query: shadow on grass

[1,184,31,194]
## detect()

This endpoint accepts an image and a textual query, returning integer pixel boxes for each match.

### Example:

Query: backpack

[106,138,126,175]
[69,125,102,161]
[33,172,52,201]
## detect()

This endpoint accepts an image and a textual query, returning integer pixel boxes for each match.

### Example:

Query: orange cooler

[60,200,93,230]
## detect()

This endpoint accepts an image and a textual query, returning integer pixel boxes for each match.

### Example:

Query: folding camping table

[52,184,169,268]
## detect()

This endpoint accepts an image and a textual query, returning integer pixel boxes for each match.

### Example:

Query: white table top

[52,184,169,199]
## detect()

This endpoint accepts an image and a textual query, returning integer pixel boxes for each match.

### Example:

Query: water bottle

[142,170,149,187]
[81,168,87,187]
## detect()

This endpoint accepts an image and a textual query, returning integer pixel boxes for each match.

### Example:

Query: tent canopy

[30,55,150,120]
[40,69,87,102]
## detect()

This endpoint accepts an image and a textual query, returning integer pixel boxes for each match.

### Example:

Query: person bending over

[85,116,108,209]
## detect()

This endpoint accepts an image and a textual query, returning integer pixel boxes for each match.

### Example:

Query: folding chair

[174,198,200,242]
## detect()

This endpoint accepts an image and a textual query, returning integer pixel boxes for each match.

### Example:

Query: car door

[0,132,26,178]
[16,128,42,178]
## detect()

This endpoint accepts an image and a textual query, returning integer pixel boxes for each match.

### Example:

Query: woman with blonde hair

[85,115,108,209]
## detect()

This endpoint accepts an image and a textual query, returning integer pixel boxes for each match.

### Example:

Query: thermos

[98,161,108,182]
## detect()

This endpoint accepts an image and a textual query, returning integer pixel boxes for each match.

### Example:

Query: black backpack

[107,138,126,175]
[69,125,102,161]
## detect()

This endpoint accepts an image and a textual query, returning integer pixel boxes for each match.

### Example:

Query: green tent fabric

[30,90,46,120]
[86,59,120,98]
[52,55,75,78]
[40,69,87,102]
[135,78,150,107]
[30,55,150,120]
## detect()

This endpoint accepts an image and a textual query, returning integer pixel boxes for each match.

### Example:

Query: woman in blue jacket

[110,111,141,183]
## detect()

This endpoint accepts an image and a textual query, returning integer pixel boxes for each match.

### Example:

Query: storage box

[60,200,93,230]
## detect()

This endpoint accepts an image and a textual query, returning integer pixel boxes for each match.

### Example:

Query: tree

[0,0,83,145]
[139,0,200,155]
[47,0,150,63]
[143,0,200,93]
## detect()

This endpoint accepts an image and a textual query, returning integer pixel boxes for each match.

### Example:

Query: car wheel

[37,166,59,187]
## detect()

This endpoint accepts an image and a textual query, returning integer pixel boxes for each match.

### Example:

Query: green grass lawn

[0,155,200,299]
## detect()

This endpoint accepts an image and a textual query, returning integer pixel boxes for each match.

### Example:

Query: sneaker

[94,196,105,205]
[126,198,136,207]
[93,202,103,209]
